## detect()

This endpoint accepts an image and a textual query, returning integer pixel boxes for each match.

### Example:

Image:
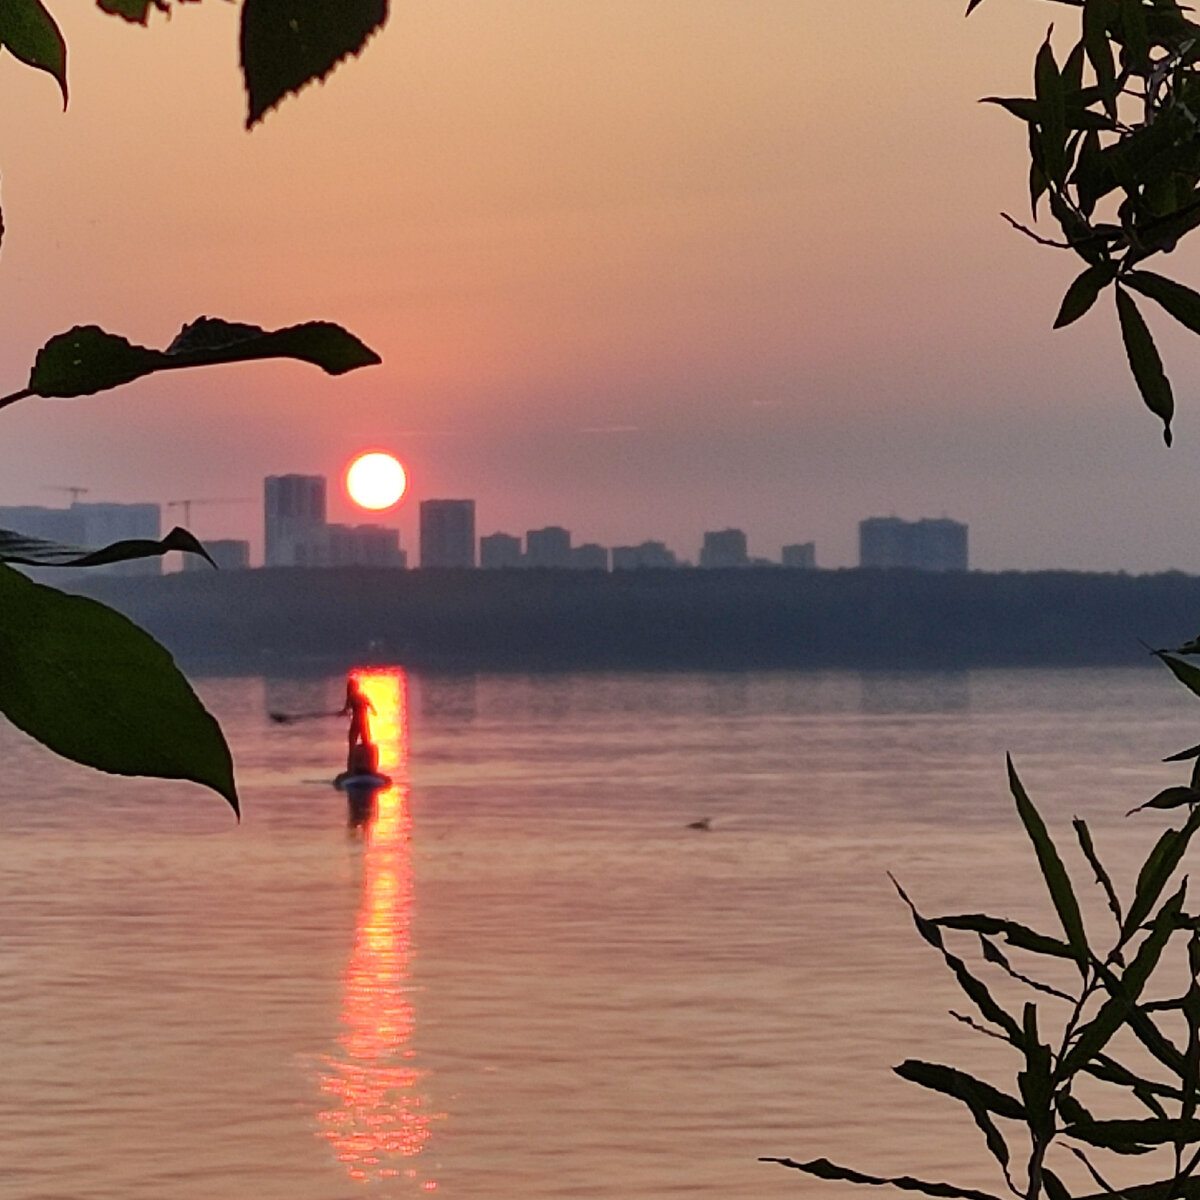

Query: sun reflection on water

[317,668,440,1189]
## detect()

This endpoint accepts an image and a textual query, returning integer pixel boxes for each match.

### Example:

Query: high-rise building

[570,543,609,571]
[419,499,475,567]
[782,542,816,569]
[611,541,678,569]
[699,528,749,568]
[265,475,327,567]
[525,526,572,568]
[327,524,405,567]
[859,516,968,571]
[480,532,522,568]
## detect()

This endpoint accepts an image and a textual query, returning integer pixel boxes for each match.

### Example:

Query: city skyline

[5,4,1200,575]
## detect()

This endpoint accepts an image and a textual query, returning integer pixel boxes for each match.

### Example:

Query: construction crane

[45,485,89,504]
[165,497,255,526]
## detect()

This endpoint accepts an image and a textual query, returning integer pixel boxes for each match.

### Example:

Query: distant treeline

[59,567,1200,671]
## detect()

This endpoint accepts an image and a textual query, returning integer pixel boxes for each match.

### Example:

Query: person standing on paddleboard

[341,679,375,750]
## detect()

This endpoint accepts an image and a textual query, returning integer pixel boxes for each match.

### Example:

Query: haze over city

[5,2,1200,571]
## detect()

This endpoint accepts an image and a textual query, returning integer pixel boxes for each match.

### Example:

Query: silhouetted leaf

[0,0,66,106]
[1018,1003,1054,1140]
[758,1158,1005,1200]
[240,0,387,127]
[891,875,1025,1045]
[1008,756,1088,968]
[8,317,379,404]
[1125,271,1200,335]
[0,525,214,569]
[965,0,988,15]
[1083,0,1117,119]
[893,1060,1025,1119]
[1055,263,1117,328]
[979,935,1075,1000]
[1156,652,1200,701]
[934,913,1076,958]
[1065,1118,1200,1148]
[1175,635,1200,656]
[1164,741,1200,762]
[981,95,1115,131]
[1115,286,1174,445]
[1035,32,1067,184]
[96,0,171,23]
[1073,817,1123,925]
[0,562,237,813]
[1062,885,1186,1076]
[1127,787,1200,817]
[1125,816,1200,935]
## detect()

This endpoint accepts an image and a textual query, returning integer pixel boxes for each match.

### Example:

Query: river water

[2,666,1198,1199]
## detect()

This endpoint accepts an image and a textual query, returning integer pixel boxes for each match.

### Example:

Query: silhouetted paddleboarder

[342,678,375,750]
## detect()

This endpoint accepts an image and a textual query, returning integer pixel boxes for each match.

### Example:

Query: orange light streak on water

[317,668,440,1189]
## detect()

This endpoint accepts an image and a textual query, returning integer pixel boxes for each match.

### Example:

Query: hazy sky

[3,0,1200,571]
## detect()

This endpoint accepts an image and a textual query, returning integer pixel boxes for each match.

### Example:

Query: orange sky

[4,1,1200,570]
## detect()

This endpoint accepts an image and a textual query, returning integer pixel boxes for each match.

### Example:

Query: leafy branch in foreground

[764,646,1200,1199]
[0,3,390,811]
[970,0,1200,444]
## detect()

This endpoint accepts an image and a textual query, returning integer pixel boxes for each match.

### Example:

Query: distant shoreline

[58,566,1200,672]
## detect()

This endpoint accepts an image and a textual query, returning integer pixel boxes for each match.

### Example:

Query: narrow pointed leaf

[97,0,170,23]
[1064,1118,1200,1147]
[979,934,1075,1000]
[1055,263,1117,328]
[1008,755,1088,968]
[1035,32,1068,184]
[1125,817,1199,935]
[1115,286,1174,446]
[0,525,214,569]
[1073,818,1123,925]
[1063,886,1187,1075]
[1164,741,1200,762]
[240,0,388,127]
[1156,652,1200,701]
[0,562,237,813]
[893,1060,1025,1119]
[758,1158,1005,1200]
[0,0,67,106]
[934,913,1075,958]
[1127,787,1200,817]
[1125,271,1200,335]
[892,876,1025,1045]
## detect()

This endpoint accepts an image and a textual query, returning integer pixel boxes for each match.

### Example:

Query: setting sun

[345,452,408,511]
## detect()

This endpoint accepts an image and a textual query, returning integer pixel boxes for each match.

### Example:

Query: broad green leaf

[1127,786,1200,817]
[1156,651,1200,701]
[1064,1117,1200,1148]
[1054,263,1117,328]
[1115,286,1174,446]
[1073,817,1123,925]
[758,1158,1005,1200]
[1125,271,1200,335]
[0,562,237,812]
[1007,755,1088,969]
[240,0,387,127]
[0,0,66,106]
[933,913,1075,958]
[0,524,214,569]
[4,316,379,405]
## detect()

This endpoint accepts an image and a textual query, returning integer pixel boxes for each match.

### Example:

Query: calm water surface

[1,666,1197,1199]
